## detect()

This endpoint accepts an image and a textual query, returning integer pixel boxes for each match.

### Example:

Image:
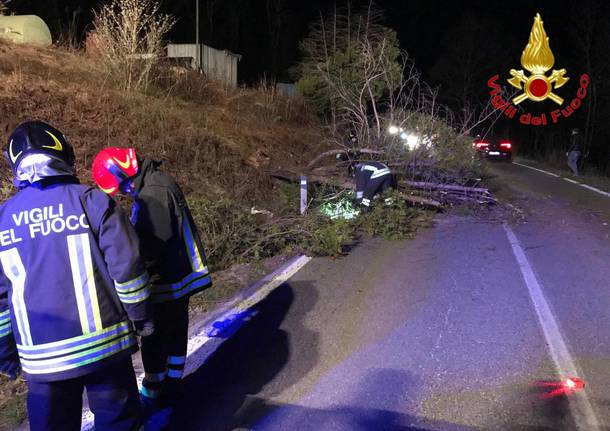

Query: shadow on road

[169,277,610,431]
[227,368,481,431]
[172,281,320,430]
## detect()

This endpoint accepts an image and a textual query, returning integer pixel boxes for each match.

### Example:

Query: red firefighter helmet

[92,147,139,196]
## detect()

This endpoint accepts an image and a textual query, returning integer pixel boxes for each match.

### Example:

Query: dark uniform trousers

[360,175,397,208]
[26,357,142,431]
[140,297,190,405]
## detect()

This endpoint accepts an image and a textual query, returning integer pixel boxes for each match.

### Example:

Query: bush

[187,195,261,272]
[92,0,175,92]
[187,191,360,270]
[300,215,354,255]
[357,191,432,240]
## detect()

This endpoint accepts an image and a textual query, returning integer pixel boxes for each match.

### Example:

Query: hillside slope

[0,40,327,202]
[0,40,331,430]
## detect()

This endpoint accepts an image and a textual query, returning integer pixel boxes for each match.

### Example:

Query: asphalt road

[174,161,610,431]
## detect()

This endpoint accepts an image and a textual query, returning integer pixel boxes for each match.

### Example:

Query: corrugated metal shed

[167,44,241,87]
[276,83,298,98]
[0,15,52,46]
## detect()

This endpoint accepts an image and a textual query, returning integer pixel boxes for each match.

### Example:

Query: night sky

[8,0,602,81]
[7,0,610,161]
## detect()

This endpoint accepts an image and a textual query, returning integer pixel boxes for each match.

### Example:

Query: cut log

[268,169,442,209]
[269,169,352,188]
[397,193,443,209]
[401,180,490,195]
[306,148,384,170]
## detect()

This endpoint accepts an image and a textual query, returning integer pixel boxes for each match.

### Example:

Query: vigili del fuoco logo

[487,13,590,126]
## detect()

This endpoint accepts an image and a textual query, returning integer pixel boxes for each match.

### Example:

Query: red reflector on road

[564,377,585,391]
[535,377,586,399]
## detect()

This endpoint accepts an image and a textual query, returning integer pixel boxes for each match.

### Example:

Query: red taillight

[475,142,489,148]
[500,142,512,149]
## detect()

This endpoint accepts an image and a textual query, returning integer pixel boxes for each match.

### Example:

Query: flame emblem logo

[508,13,569,105]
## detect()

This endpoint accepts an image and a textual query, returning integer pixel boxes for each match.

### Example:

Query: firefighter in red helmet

[92,148,212,422]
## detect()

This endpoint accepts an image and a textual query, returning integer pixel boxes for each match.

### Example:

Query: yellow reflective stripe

[0,309,10,324]
[117,286,150,304]
[183,218,204,272]
[0,248,32,345]
[21,334,135,374]
[17,321,129,352]
[81,234,102,331]
[67,234,102,333]
[67,235,91,334]
[115,273,149,293]
[17,322,132,360]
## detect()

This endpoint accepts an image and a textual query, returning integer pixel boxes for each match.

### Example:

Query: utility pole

[195,0,200,70]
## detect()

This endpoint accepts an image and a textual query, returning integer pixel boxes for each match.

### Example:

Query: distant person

[567,128,584,176]
[0,121,152,431]
[92,148,212,423]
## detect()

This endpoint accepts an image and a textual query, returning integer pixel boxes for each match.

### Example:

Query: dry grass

[0,39,328,427]
[0,376,26,430]
[0,40,326,203]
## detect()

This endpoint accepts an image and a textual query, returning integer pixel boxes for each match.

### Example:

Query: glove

[134,319,155,337]
[0,351,21,380]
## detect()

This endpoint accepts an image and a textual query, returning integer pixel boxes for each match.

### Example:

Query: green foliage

[188,186,434,272]
[377,110,486,182]
[357,191,432,240]
[278,182,301,213]
[301,214,354,255]
[187,195,262,271]
[187,192,356,269]
[295,9,402,116]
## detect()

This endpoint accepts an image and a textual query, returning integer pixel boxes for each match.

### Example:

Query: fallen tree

[306,148,384,170]
[269,168,442,209]
[401,180,489,195]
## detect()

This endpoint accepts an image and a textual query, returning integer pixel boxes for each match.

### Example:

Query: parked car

[473,136,512,161]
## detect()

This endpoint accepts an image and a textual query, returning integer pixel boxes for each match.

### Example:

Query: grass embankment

[0,41,437,428]
[0,40,331,429]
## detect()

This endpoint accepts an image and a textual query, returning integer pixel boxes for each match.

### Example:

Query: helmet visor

[14,153,75,186]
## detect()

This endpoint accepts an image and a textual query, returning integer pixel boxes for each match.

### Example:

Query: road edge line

[512,162,560,177]
[514,162,610,198]
[502,223,600,431]
[80,254,312,430]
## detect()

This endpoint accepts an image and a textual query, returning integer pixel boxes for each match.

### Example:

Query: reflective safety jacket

[0,177,150,382]
[130,160,212,303]
[354,161,394,206]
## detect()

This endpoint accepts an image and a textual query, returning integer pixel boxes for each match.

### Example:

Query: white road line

[503,224,601,431]
[513,162,610,198]
[512,162,560,177]
[80,255,312,430]
[183,254,311,377]
[579,183,610,198]
[563,177,581,185]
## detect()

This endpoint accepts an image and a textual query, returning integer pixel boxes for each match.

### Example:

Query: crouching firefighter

[0,121,153,431]
[339,155,396,211]
[92,148,212,417]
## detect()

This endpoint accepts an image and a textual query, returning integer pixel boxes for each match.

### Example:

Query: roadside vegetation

[0,2,489,428]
